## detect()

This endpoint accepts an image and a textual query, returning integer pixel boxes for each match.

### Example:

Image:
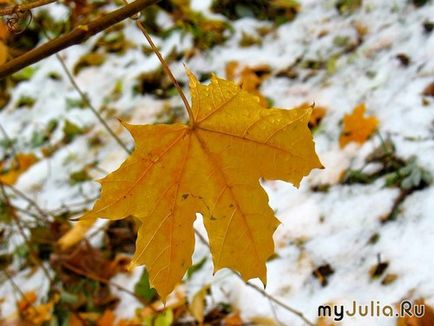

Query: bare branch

[194,229,315,326]
[61,260,149,306]
[0,0,160,79]
[55,53,131,154]
[0,0,57,16]
[135,20,194,123]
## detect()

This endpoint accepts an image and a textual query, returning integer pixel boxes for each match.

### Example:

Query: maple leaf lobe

[81,71,322,299]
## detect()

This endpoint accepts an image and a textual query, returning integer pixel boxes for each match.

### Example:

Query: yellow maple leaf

[81,71,322,299]
[96,309,116,326]
[339,103,378,148]
[0,153,38,185]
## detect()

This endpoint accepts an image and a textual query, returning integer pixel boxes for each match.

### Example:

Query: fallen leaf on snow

[339,103,378,148]
[15,291,57,326]
[96,309,116,326]
[189,285,210,324]
[0,153,38,185]
[422,81,434,97]
[223,311,243,325]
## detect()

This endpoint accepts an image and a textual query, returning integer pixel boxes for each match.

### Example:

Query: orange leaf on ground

[17,291,37,311]
[69,313,86,326]
[339,103,378,148]
[223,311,243,326]
[309,105,327,129]
[294,102,327,129]
[0,153,38,185]
[225,60,239,81]
[81,70,322,299]
[97,309,116,326]
[225,61,270,106]
[422,81,434,97]
[16,291,56,326]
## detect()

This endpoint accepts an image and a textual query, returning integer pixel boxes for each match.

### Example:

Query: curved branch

[193,229,315,326]
[0,0,159,79]
[0,0,57,16]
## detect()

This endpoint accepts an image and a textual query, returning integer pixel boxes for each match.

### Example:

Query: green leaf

[154,309,173,326]
[16,96,36,108]
[0,200,13,223]
[69,169,90,184]
[186,257,207,280]
[63,120,84,143]
[66,97,87,110]
[134,268,157,302]
[11,66,37,82]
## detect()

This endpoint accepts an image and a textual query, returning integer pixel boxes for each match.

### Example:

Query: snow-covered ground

[1,0,434,325]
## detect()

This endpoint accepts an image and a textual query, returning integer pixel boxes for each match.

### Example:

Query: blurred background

[1,0,434,325]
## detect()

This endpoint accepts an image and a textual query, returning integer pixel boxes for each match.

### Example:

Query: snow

[1,0,434,325]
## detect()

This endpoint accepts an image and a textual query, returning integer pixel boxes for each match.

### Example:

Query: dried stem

[0,0,57,16]
[55,53,131,154]
[0,0,159,78]
[5,183,50,222]
[0,184,53,282]
[194,229,315,326]
[2,269,40,316]
[135,21,194,123]
[0,123,17,157]
[61,260,148,305]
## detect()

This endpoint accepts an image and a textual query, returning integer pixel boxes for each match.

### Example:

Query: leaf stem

[55,53,132,155]
[2,269,39,316]
[194,229,315,326]
[135,21,194,124]
[0,184,53,282]
[35,24,131,154]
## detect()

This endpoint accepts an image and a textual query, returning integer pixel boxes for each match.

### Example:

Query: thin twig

[2,270,28,300]
[0,123,17,159]
[0,184,53,282]
[4,183,50,222]
[0,0,160,78]
[2,269,40,316]
[13,205,46,220]
[0,122,21,177]
[241,277,314,326]
[46,196,98,214]
[34,18,131,154]
[194,229,315,326]
[61,260,147,305]
[268,299,285,326]
[55,53,131,154]
[0,0,57,16]
[135,20,194,123]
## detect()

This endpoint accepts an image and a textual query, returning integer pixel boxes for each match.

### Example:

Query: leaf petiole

[135,20,195,125]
